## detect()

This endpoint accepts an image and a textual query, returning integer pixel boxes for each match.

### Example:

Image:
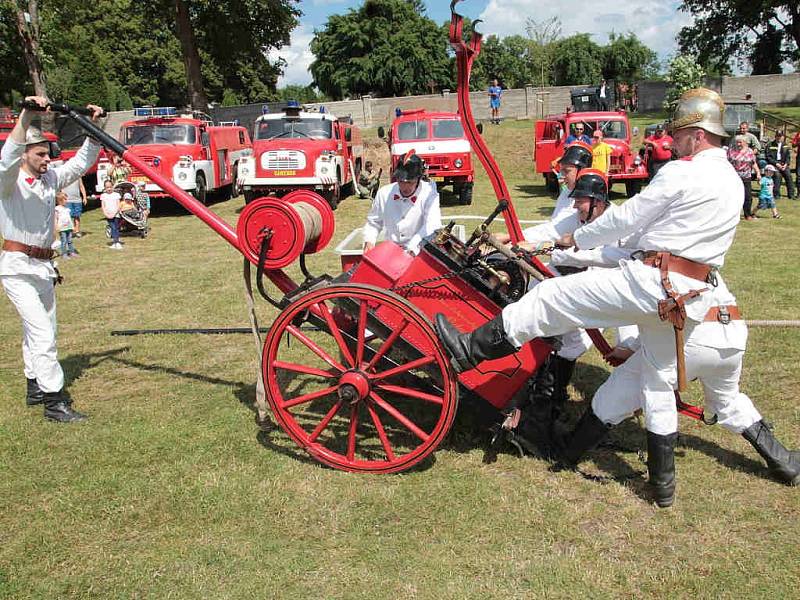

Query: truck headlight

[320,166,329,174]
[454,158,463,168]
[178,172,188,181]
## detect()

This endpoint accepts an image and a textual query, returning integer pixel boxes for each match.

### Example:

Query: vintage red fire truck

[95,107,252,204]
[379,109,475,205]
[534,110,648,197]
[237,103,363,208]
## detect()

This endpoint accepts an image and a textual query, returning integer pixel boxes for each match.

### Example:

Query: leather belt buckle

[717,306,731,325]
[706,269,718,287]
[630,250,645,261]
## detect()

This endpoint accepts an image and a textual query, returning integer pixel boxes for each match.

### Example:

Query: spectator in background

[357,161,382,200]
[565,123,591,145]
[61,175,87,238]
[727,135,760,221]
[644,124,673,178]
[737,122,761,153]
[757,165,780,219]
[598,79,609,111]
[135,181,151,219]
[765,131,795,200]
[54,192,77,258]
[791,129,800,191]
[100,179,123,249]
[488,79,502,125]
[591,129,612,174]
[108,155,130,185]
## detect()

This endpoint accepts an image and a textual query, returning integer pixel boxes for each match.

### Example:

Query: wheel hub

[338,370,370,404]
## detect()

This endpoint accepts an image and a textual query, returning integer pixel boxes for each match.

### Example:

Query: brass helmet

[25,126,49,146]
[670,87,727,138]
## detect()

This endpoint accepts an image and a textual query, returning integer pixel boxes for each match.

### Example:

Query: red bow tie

[25,177,35,185]
[393,193,416,203]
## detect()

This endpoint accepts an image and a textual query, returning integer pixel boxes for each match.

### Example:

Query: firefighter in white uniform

[362,152,441,256]
[0,97,103,422]
[550,243,800,491]
[435,88,745,507]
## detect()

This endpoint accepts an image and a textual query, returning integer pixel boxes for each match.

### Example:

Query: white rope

[746,320,800,327]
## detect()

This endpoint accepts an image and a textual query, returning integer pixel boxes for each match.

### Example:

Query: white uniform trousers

[1,274,64,393]
[592,341,761,434]
[502,262,714,435]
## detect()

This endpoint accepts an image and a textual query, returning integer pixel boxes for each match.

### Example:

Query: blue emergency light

[134,107,177,117]
[286,100,300,108]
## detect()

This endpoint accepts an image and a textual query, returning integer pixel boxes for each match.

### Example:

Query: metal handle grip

[17,100,107,118]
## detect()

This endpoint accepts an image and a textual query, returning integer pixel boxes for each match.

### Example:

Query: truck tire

[194,173,207,205]
[625,180,642,198]
[244,190,259,205]
[323,179,340,210]
[231,164,242,199]
[457,182,474,205]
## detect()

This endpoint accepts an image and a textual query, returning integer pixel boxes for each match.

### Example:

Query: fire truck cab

[534,110,648,197]
[238,103,363,208]
[96,107,252,204]
[379,109,475,205]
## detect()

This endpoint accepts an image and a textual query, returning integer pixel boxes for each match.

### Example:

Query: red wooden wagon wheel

[262,284,459,473]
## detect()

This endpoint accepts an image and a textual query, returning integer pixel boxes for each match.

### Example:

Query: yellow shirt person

[591,130,612,174]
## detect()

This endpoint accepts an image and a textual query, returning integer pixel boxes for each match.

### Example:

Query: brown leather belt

[2,240,55,260]
[640,250,713,283]
[704,305,742,323]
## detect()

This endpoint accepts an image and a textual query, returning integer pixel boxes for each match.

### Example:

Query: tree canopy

[678,0,799,75]
[310,0,451,99]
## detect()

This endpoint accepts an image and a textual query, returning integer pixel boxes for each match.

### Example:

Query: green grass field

[1,119,799,598]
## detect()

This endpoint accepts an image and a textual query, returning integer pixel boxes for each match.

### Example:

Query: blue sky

[272,0,689,87]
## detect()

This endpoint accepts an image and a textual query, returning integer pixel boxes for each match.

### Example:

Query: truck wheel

[324,179,340,210]
[244,190,260,205]
[194,173,208,205]
[231,164,242,199]
[625,180,641,198]
[457,182,473,205]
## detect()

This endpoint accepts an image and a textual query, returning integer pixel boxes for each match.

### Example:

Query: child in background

[54,192,77,258]
[100,179,123,249]
[758,164,780,219]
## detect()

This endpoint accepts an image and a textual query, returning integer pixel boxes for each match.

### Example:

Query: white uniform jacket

[0,137,101,278]
[362,179,442,255]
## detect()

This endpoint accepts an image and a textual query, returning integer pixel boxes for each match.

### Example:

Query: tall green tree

[310,0,451,99]
[0,5,31,104]
[750,23,786,74]
[678,0,799,74]
[603,32,659,82]
[552,34,604,86]
[663,54,706,110]
[526,16,562,88]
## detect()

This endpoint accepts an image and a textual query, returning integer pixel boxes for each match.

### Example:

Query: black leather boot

[647,431,678,508]
[517,355,559,458]
[434,314,517,374]
[742,420,800,486]
[26,378,44,406]
[555,409,611,467]
[551,355,576,407]
[43,391,88,423]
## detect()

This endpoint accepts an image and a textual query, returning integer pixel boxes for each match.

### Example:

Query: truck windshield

[724,105,756,131]
[397,120,430,141]
[589,120,627,140]
[432,119,464,139]
[125,124,197,145]
[256,118,333,140]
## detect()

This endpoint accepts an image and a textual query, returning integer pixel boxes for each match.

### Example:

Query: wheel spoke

[374,383,444,405]
[282,385,339,409]
[370,391,429,442]
[366,399,396,462]
[370,355,437,382]
[355,299,368,366]
[286,324,346,372]
[273,360,337,379]
[346,403,359,461]
[308,398,344,442]
[365,318,409,371]
[315,300,355,368]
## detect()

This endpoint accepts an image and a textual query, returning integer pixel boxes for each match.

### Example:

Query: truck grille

[263,150,306,170]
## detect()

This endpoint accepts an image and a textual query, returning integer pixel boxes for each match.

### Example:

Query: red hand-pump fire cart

[25,1,706,475]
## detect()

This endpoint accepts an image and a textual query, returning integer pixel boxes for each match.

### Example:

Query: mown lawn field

[1,115,798,599]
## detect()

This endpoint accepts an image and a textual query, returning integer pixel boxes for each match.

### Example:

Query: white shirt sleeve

[0,139,24,200]
[549,245,635,269]
[53,138,101,191]
[573,164,682,250]
[404,183,442,254]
